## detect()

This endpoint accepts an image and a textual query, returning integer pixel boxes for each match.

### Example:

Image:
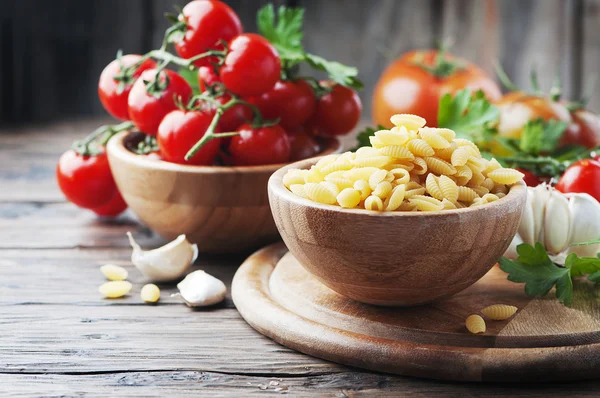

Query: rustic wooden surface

[2,0,600,124]
[233,244,600,382]
[3,119,600,395]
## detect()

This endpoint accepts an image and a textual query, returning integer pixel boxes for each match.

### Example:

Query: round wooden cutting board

[232,243,600,382]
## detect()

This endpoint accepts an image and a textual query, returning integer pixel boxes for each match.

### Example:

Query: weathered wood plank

[0,202,162,249]
[3,371,600,398]
[297,0,438,119]
[0,248,243,306]
[582,0,600,111]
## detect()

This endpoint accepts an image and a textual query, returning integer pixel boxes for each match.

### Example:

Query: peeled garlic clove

[543,190,571,255]
[141,284,161,303]
[99,281,132,298]
[127,232,198,282]
[518,190,535,245]
[566,193,600,257]
[177,270,226,307]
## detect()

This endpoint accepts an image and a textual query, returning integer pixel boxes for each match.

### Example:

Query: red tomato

[215,95,253,132]
[287,128,321,161]
[56,150,124,213]
[496,92,571,139]
[197,66,221,91]
[561,109,600,149]
[128,69,193,136]
[92,191,127,217]
[220,34,281,97]
[157,109,220,165]
[174,0,242,67]
[556,159,600,202]
[372,50,501,127]
[229,124,291,165]
[516,168,542,187]
[251,80,316,130]
[98,55,156,121]
[312,83,362,136]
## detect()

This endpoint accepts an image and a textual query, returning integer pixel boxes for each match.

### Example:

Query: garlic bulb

[505,184,600,262]
[176,270,226,307]
[127,232,198,282]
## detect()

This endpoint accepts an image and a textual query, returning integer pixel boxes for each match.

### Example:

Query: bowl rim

[269,156,528,217]
[106,131,342,174]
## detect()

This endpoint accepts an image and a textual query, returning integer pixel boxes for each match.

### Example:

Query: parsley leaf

[519,118,568,155]
[499,242,600,306]
[257,4,305,62]
[437,89,500,143]
[353,124,386,150]
[305,54,363,91]
[257,5,363,91]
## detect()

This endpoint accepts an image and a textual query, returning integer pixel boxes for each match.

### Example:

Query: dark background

[0,0,598,125]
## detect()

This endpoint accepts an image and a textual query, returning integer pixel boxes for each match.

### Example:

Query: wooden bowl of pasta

[106,131,341,254]
[268,157,527,306]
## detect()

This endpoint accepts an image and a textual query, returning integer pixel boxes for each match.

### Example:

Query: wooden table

[2,119,600,397]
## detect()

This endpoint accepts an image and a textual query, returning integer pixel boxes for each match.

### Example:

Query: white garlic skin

[127,232,198,282]
[506,184,600,261]
[177,270,226,307]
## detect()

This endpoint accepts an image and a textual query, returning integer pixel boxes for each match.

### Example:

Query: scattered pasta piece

[465,314,486,334]
[481,304,518,320]
[283,114,523,211]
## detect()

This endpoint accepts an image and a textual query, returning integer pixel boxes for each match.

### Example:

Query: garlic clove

[127,232,198,282]
[518,189,535,245]
[566,193,600,257]
[504,234,523,260]
[177,270,226,307]
[531,183,551,242]
[543,190,571,255]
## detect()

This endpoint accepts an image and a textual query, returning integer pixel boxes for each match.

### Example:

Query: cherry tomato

[197,66,221,92]
[56,150,124,213]
[287,128,321,161]
[92,191,128,217]
[128,69,193,136]
[157,109,220,165]
[174,0,242,68]
[496,92,571,139]
[561,108,600,149]
[229,124,291,166]
[220,34,281,97]
[98,55,156,121]
[215,94,253,132]
[372,50,501,127]
[516,168,542,187]
[251,80,316,130]
[556,159,600,202]
[312,83,362,136]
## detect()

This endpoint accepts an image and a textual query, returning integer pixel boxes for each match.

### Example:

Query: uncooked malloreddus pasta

[481,304,518,320]
[465,314,486,334]
[283,114,524,211]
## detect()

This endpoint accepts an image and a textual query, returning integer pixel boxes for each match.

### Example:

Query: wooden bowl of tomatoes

[106,131,341,253]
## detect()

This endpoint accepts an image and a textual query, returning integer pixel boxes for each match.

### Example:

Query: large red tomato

[556,159,600,202]
[157,109,220,166]
[127,69,193,136]
[496,92,572,139]
[174,0,242,67]
[56,150,126,216]
[372,50,501,127]
[98,54,156,121]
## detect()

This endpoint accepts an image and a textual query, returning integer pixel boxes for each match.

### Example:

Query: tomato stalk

[72,121,134,156]
[184,97,265,161]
